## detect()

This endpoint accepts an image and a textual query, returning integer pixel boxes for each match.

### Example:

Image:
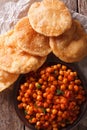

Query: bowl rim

[13,56,87,130]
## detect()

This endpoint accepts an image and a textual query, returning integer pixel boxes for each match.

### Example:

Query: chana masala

[17,64,86,130]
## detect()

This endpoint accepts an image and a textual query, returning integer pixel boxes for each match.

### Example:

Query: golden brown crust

[28,0,72,36]
[50,19,87,62]
[0,69,19,92]
[0,30,47,74]
[14,17,51,57]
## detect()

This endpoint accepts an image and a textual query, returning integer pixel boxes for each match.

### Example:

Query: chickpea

[36,121,41,126]
[62,65,67,70]
[50,85,56,91]
[53,80,58,86]
[60,123,66,127]
[57,116,62,121]
[38,78,43,84]
[17,96,21,101]
[46,67,54,73]
[40,70,45,75]
[20,85,26,91]
[68,75,74,81]
[63,78,68,84]
[31,118,37,123]
[25,115,30,119]
[47,99,51,104]
[29,77,35,82]
[37,95,42,101]
[59,70,64,75]
[53,65,58,70]
[68,84,73,90]
[58,75,63,81]
[36,113,41,118]
[46,108,51,113]
[22,103,26,108]
[43,93,47,98]
[26,89,31,95]
[44,102,49,108]
[60,97,67,104]
[41,74,47,80]
[51,114,56,120]
[19,91,24,97]
[42,85,46,90]
[75,79,81,85]
[60,84,66,91]
[57,64,61,68]
[73,72,77,76]
[17,63,86,130]
[47,94,53,100]
[37,91,42,95]
[33,93,37,98]
[74,85,79,92]
[60,103,66,110]
[55,98,60,104]
[58,111,63,116]
[24,82,29,87]
[18,103,23,109]
[24,93,29,98]
[52,109,57,115]
[22,97,26,103]
[43,81,47,85]
[45,114,49,120]
[62,111,68,119]
[53,128,58,130]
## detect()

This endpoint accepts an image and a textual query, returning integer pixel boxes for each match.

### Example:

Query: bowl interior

[13,53,87,130]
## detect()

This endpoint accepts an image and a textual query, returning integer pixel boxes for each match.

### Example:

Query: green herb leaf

[56,89,64,95]
[42,108,46,114]
[29,116,33,121]
[24,110,27,115]
[36,83,41,89]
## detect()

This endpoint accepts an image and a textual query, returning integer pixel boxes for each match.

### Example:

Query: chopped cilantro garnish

[35,83,41,89]
[56,89,64,95]
[24,110,27,115]
[42,108,46,114]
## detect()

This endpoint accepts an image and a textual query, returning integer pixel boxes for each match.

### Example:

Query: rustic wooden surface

[0,0,87,130]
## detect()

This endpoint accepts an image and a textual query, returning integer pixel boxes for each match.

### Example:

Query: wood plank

[72,126,79,130]
[25,126,33,130]
[78,0,87,16]
[78,125,87,130]
[0,86,24,130]
[62,0,78,11]
[25,126,79,130]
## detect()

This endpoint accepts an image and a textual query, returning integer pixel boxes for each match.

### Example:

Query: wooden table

[0,0,87,130]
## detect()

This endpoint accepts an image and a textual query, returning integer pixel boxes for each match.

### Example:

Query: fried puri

[50,20,87,62]
[14,17,51,57]
[28,0,72,36]
[0,69,19,92]
[0,31,47,74]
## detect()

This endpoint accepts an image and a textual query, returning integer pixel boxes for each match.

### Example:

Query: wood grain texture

[25,126,33,130]
[62,0,78,11]
[78,0,87,16]
[0,86,24,130]
[78,125,87,130]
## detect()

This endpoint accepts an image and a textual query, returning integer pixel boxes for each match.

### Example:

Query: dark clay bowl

[13,53,87,130]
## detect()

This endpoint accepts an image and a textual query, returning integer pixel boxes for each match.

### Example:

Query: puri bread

[0,31,47,74]
[28,0,72,36]
[0,69,19,92]
[50,20,87,62]
[14,17,51,57]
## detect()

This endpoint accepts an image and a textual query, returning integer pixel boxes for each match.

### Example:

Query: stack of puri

[0,0,87,92]
[0,17,51,92]
[28,0,87,62]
